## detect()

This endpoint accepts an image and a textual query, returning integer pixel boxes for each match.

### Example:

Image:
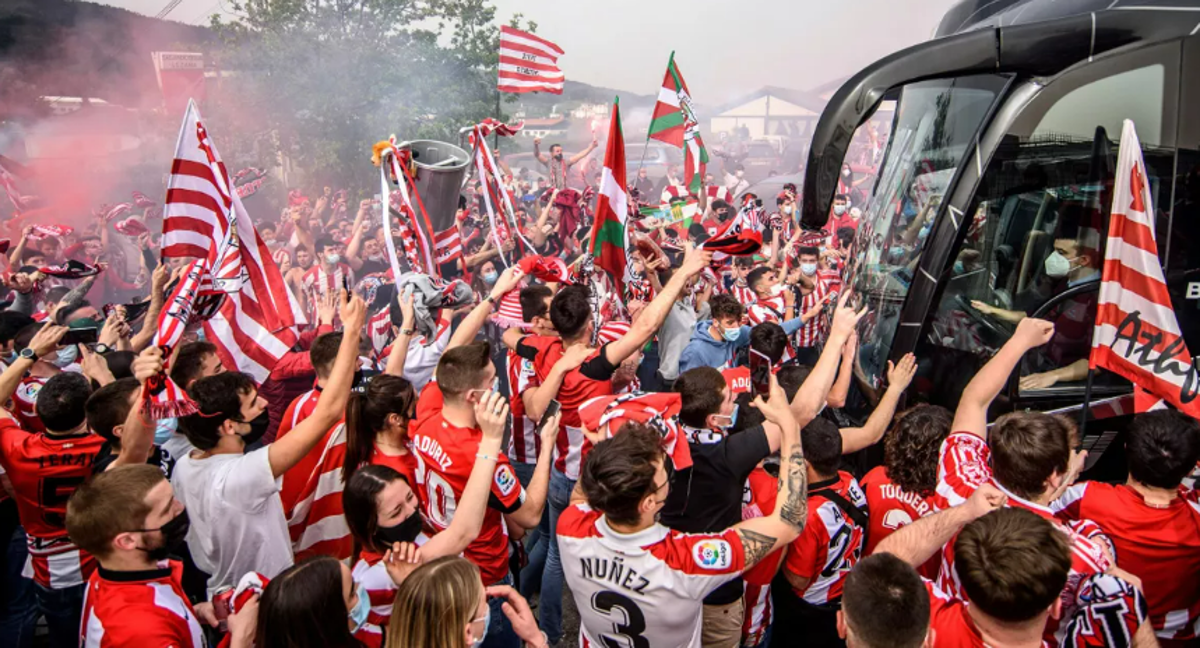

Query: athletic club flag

[433,227,463,265]
[1089,120,1200,417]
[498,26,564,94]
[161,100,302,383]
[589,99,629,298]
[648,53,708,196]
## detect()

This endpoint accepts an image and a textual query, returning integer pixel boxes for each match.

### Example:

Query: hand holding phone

[750,349,772,400]
[61,327,99,347]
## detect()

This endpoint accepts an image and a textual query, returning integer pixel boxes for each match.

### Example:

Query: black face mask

[375,512,423,546]
[239,411,269,447]
[141,509,190,561]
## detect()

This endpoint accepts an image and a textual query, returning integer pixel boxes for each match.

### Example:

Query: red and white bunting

[498,26,564,95]
[161,100,302,383]
[1089,119,1200,416]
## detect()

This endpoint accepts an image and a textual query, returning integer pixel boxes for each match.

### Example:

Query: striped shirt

[81,561,204,648]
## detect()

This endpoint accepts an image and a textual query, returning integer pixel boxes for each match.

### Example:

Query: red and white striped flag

[433,227,463,265]
[498,26,564,95]
[161,100,302,383]
[1089,120,1199,416]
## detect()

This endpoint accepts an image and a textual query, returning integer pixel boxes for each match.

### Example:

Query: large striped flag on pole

[1089,119,1200,416]
[498,26,564,94]
[588,98,629,299]
[161,100,301,383]
[647,52,708,196]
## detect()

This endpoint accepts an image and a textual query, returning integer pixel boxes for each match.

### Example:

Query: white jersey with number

[557,503,747,648]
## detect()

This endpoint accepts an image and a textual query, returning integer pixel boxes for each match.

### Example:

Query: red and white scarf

[143,260,209,419]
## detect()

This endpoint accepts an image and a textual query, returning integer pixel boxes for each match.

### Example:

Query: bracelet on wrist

[476,452,498,462]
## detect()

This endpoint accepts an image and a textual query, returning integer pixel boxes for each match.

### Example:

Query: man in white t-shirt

[171,294,366,597]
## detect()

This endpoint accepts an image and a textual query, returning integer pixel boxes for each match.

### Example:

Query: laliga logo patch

[692,539,732,570]
[495,464,517,497]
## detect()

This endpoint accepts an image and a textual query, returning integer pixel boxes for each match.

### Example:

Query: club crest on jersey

[692,539,732,570]
[495,464,517,496]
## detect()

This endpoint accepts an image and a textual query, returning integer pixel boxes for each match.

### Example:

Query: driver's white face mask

[1044,251,1072,278]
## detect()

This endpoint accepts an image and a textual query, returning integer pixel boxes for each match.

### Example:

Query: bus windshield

[848,74,1008,389]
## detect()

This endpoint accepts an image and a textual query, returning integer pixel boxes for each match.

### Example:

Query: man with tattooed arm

[555,293,866,648]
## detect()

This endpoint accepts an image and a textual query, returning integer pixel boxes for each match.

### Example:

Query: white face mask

[800,263,818,277]
[833,205,847,216]
[1044,251,1072,278]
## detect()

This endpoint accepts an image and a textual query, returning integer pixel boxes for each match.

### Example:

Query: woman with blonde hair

[388,556,548,648]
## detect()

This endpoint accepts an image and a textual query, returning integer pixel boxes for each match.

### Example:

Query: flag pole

[495,86,502,150]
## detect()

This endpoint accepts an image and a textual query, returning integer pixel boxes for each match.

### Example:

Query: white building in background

[709,86,827,141]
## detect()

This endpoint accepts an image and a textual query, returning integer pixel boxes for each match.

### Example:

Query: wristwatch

[94,343,112,355]
[400,328,416,336]
[18,348,37,362]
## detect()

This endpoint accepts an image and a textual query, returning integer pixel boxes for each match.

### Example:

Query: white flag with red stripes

[161,100,303,383]
[1089,120,1200,416]
[498,26,564,95]
[433,227,463,265]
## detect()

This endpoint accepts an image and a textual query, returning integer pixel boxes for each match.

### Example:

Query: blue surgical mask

[917,224,931,242]
[325,253,341,265]
[154,417,178,445]
[470,606,491,647]
[54,346,78,368]
[800,263,817,277]
[482,271,498,285]
[953,260,965,275]
[722,326,740,342]
[348,582,370,632]
[714,404,740,430]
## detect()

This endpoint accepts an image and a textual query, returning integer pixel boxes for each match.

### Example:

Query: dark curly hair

[883,404,952,498]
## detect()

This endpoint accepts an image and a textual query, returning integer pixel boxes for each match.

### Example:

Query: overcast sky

[99,0,959,103]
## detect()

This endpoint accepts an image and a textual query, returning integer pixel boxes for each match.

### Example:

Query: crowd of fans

[0,130,1194,648]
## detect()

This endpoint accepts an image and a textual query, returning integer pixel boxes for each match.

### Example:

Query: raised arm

[383,293,415,377]
[874,484,1005,566]
[532,138,549,166]
[0,324,65,406]
[422,391,508,557]
[8,227,29,267]
[131,264,170,353]
[951,317,1054,438]
[343,205,369,272]
[731,376,806,569]
[602,244,712,366]
[568,138,598,167]
[826,331,857,409]
[840,353,916,454]
[109,347,164,470]
[504,405,561,530]
[267,292,365,478]
[789,291,865,426]
[446,266,523,351]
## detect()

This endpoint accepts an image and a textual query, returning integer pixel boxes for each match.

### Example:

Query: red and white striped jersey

[746,295,786,326]
[1053,481,1200,642]
[741,466,783,647]
[12,374,47,434]
[276,388,321,514]
[506,349,541,465]
[794,278,832,349]
[80,561,204,648]
[729,282,756,307]
[0,419,103,588]
[284,421,352,561]
[557,503,746,648]
[783,471,867,605]
[410,395,526,585]
[351,538,430,640]
[301,263,354,322]
[933,432,1112,641]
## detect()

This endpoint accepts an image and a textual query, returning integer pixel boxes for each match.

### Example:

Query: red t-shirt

[0,418,104,588]
[410,389,526,585]
[1054,481,1200,643]
[783,471,867,605]
[741,466,783,647]
[860,465,939,577]
[275,388,321,514]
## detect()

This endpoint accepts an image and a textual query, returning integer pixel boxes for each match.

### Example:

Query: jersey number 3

[591,590,649,648]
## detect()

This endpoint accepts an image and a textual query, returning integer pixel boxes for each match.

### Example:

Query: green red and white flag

[648,52,708,196]
[589,98,629,298]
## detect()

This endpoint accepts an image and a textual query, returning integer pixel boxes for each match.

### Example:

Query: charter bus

[801,0,1200,475]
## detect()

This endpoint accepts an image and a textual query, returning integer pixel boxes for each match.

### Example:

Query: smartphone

[62,327,98,347]
[537,400,562,433]
[750,349,772,399]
